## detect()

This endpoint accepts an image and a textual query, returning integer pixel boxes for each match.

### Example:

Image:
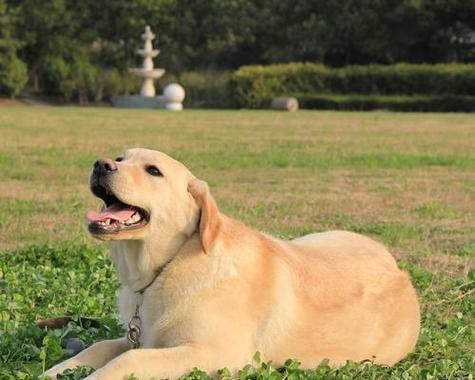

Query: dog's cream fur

[44,148,420,380]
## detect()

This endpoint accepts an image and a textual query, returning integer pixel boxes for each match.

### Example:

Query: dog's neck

[110,230,191,292]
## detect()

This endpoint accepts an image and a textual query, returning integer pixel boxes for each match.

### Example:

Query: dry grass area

[0,106,473,275]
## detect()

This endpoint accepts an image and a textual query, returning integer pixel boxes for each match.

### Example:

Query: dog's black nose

[93,158,117,175]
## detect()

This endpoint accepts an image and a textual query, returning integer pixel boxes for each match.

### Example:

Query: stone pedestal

[111,95,166,109]
[111,84,185,110]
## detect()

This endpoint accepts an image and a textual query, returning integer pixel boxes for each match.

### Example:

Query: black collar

[134,257,173,295]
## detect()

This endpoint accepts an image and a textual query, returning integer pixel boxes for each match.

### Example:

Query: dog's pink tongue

[87,203,135,222]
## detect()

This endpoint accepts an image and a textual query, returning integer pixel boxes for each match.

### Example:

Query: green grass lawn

[0,107,473,379]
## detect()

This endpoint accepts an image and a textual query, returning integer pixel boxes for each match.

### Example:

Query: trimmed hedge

[298,94,475,112]
[229,63,475,110]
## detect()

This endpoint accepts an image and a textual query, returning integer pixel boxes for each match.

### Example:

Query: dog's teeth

[123,212,142,225]
[104,219,110,225]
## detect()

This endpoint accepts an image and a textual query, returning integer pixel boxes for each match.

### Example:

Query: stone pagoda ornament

[111,25,185,110]
[130,26,165,97]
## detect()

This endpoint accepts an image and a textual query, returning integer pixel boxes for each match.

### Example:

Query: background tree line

[1,0,474,100]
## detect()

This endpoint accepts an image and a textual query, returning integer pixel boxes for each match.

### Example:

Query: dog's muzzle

[93,158,117,177]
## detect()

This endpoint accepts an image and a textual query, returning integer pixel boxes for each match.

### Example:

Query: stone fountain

[111,26,185,110]
[130,25,165,97]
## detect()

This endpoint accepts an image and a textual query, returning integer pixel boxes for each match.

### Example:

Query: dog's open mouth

[87,184,149,235]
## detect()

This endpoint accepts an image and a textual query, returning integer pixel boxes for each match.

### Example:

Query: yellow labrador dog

[44,148,420,379]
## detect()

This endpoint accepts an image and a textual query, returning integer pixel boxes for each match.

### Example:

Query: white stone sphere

[164,83,185,103]
[166,102,183,111]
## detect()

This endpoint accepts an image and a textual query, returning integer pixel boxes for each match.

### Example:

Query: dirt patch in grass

[0,98,25,106]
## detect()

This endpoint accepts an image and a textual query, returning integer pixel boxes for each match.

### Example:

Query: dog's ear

[188,178,222,254]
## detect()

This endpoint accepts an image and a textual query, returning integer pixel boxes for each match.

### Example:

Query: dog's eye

[146,165,163,177]
[115,157,124,162]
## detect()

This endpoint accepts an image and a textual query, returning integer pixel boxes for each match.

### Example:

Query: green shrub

[102,69,140,99]
[229,63,328,108]
[162,71,232,108]
[40,56,140,103]
[229,63,475,109]
[40,56,77,101]
[0,53,28,98]
[70,55,101,104]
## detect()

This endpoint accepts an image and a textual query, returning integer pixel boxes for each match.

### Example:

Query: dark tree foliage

[2,0,475,97]
[0,0,27,97]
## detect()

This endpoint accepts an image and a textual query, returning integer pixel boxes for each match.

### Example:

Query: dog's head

[87,148,221,253]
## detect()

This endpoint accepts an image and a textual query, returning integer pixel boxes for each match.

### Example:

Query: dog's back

[259,230,420,366]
